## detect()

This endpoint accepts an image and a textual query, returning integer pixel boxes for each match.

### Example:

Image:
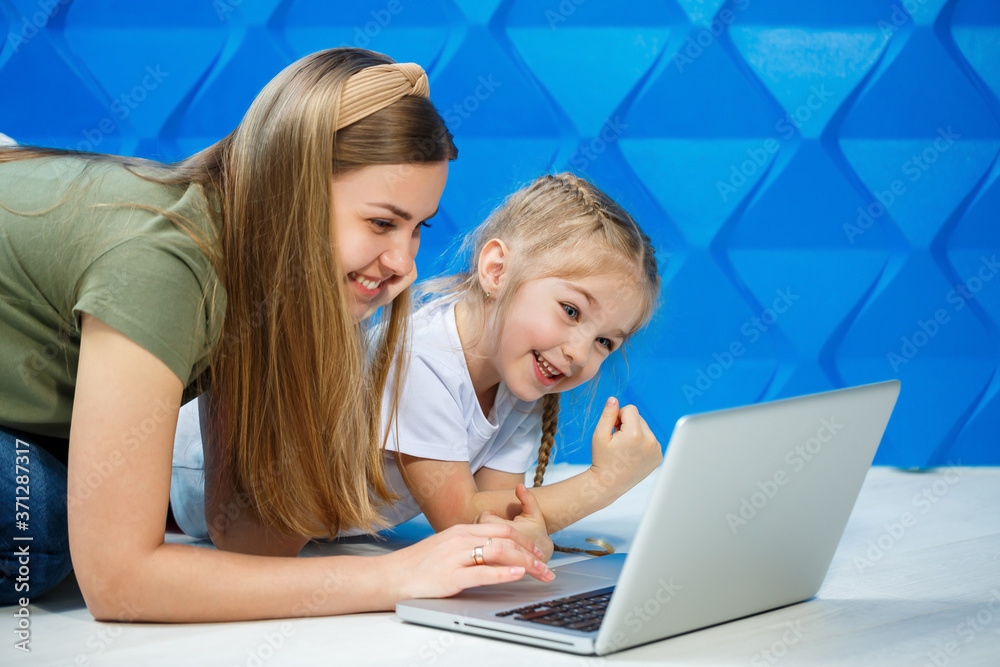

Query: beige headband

[336,62,430,131]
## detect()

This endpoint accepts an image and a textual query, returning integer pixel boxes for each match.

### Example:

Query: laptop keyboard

[496,586,615,633]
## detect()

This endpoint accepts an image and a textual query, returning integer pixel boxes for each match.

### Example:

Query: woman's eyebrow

[367,202,440,221]
[368,202,412,220]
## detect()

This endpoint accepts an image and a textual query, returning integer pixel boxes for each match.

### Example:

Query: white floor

[4,465,999,666]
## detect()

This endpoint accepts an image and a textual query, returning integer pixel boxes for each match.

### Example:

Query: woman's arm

[68,315,551,622]
[199,394,311,557]
[207,501,311,557]
[398,397,662,535]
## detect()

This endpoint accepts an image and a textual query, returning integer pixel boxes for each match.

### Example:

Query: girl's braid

[533,394,560,488]
[532,392,614,558]
[551,173,607,223]
[526,174,621,558]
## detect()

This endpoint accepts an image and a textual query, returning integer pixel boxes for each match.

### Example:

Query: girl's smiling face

[486,271,643,402]
[331,161,449,319]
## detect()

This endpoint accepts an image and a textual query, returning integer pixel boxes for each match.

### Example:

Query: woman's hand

[588,397,662,498]
[475,483,555,561]
[386,521,555,603]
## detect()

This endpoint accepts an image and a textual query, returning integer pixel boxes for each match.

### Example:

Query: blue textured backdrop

[1,0,997,467]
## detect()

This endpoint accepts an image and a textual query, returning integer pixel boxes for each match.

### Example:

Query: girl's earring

[484,290,493,300]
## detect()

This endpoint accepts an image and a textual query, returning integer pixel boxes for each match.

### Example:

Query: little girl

[372,172,663,554]
[171,173,663,552]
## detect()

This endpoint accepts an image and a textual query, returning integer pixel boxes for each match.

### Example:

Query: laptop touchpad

[551,553,625,581]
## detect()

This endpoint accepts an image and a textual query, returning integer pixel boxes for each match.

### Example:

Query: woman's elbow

[77,565,147,622]
[210,522,306,557]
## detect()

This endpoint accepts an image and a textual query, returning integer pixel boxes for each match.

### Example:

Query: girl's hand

[475,484,555,562]
[387,522,555,603]
[589,397,662,497]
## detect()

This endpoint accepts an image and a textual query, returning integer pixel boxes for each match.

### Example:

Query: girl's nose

[562,330,591,370]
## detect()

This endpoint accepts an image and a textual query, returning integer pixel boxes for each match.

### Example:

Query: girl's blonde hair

[2,48,458,538]
[423,173,659,491]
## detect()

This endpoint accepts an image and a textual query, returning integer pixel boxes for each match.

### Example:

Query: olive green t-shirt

[0,155,226,440]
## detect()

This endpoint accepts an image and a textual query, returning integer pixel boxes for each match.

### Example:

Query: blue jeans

[0,427,72,605]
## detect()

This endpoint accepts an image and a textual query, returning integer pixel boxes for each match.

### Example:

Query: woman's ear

[478,239,508,295]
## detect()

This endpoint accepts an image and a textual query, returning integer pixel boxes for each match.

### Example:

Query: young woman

[0,47,552,622]
[169,174,663,557]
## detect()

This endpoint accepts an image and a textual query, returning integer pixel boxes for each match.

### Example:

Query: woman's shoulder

[1,153,214,211]
[4,154,220,256]
[0,153,89,195]
[0,152,225,343]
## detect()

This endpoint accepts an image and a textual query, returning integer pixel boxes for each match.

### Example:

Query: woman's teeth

[534,351,561,379]
[350,273,382,290]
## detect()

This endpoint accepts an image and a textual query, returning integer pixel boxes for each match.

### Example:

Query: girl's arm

[400,455,609,534]
[397,397,662,536]
[68,315,552,622]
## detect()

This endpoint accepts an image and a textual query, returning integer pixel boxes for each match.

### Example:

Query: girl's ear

[478,239,508,294]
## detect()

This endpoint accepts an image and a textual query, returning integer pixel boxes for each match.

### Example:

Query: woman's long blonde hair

[2,48,458,538]
[423,172,659,494]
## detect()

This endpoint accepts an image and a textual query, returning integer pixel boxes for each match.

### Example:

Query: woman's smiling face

[330,161,448,319]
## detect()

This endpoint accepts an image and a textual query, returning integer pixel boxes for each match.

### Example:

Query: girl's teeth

[351,273,381,290]
[534,352,560,378]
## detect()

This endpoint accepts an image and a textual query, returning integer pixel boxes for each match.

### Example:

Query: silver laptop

[395,380,901,655]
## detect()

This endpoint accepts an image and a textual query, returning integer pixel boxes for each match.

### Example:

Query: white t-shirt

[357,299,542,533]
[169,299,542,539]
